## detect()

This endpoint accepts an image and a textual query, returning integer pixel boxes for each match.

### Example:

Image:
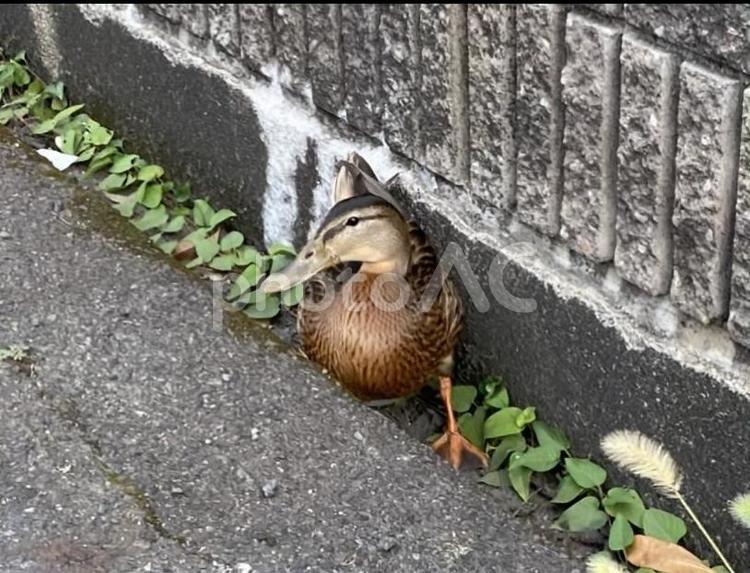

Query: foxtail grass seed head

[586,551,629,573]
[729,493,750,529]
[601,430,682,498]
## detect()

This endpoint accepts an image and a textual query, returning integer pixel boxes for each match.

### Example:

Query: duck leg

[431,377,489,470]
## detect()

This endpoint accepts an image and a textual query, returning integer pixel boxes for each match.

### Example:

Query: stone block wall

[137,3,750,353]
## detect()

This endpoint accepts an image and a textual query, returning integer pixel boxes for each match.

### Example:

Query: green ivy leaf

[0,105,29,124]
[234,246,260,267]
[220,231,245,252]
[98,173,128,191]
[193,199,215,227]
[603,488,646,527]
[484,386,509,409]
[110,153,139,174]
[161,215,185,234]
[532,421,570,453]
[11,60,30,85]
[174,182,191,203]
[0,107,15,125]
[77,146,95,162]
[227,264,263,300]
[141,184,163,209]
[209,254,236,271]
[87,124,113,146]
[25,78,45,96]
[56,128,79,155]
[208,208,236,230]
[554,496,608,532]
[515,407,536,428]
[195,236,220,263]
[132,205,168,232]
[182,228,208,244]
[31,103,84,134]
[137,164,164,182]
[608,514,634,552]
[451,386,477,413]
[489,434,526,470]
[478,470,508,488]
[185,257,202,269]
[85,145,117,175]
[270,254,293,274]
[268,243,296,257]
[281,283,304,307]
[86,156,113,177]
[171,206,190,217]
[642,508,687,543]
[113,193,138,218]
[551,475,584,504]
[479,375,503,397]
[44,81,65,101]
[92,145,118,162]
[133,181,147,203]
[158,240,178,254]
[123,173,136,188]
[30,100,54,121]
[243,291,280,320]
[231,288,254,308]
[508,461,532,502]
[457,406,486,449]
[510,445,560,473]
[484,407,523,439]
[565,458,607,489]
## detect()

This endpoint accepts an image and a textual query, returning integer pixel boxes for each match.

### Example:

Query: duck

[261,153,488,469]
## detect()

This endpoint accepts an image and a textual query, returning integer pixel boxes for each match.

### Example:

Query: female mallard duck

[261,153,487,469]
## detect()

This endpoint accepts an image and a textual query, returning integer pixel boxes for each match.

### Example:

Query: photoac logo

[211,241,538,331]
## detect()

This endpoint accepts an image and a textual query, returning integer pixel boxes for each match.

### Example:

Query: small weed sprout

[585,551,628,573]
[0,344,29,362]
[728,493,750,530]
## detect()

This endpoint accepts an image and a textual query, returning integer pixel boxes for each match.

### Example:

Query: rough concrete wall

[138,2,750,350]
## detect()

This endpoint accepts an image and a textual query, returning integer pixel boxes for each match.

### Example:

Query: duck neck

[358,250,410,276]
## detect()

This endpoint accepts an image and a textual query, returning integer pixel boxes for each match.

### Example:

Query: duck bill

[260,241,332,294]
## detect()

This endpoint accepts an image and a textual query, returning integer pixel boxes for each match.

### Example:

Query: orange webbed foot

[432,377,489,470]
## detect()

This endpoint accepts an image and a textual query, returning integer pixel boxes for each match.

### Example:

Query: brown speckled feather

[298,220,463,400]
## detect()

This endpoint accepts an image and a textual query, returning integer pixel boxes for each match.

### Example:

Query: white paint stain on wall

[244,70,410,245]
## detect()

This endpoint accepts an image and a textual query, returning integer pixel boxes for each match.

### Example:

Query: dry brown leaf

[173,239,195,260]
[626,535,713,573]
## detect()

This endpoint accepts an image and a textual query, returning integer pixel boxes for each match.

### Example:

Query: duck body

[261,153,486,469]
[298,222,463,400]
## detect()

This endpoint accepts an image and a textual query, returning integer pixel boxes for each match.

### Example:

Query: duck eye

[346,217,360,227]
